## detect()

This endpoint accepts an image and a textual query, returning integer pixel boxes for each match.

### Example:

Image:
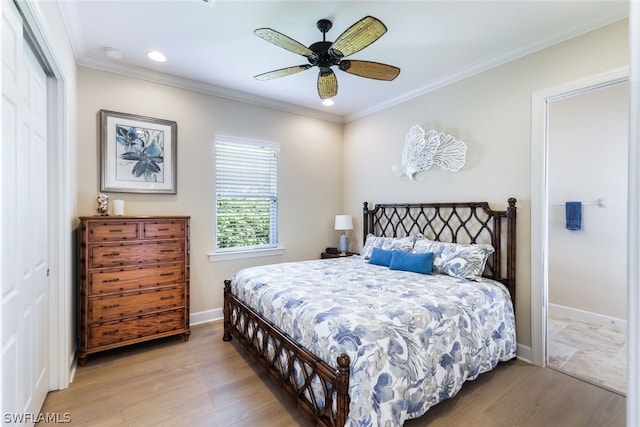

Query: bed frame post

[362,201,370,241]
[223,279,232,341]
[506,197,517,310]
[335,354,351,427]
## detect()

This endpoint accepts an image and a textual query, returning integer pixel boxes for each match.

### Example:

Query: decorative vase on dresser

[77,216,190,365]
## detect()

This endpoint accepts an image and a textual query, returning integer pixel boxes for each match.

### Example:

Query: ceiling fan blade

[254,65,312,81]
[329,16,387,58]
[317,69,338,99]
[338,60,400,81]
[254,28,317,59]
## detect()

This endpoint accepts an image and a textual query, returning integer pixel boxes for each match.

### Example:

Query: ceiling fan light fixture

[253,15,399,99]
[147,50,167,62]
[322,99,334,106]
[317,69,338,99]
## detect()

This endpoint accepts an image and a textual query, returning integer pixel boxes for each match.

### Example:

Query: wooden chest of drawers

[78,216,190,365]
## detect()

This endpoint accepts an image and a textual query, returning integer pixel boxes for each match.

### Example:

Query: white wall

[76,68,343,316]
[343,20,629,348]
[548,82,628,320]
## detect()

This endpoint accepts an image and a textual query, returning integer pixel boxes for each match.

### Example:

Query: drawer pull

[160,319,174,324]
[103,330,119,335]
[159,249,174,253]
[102,304,120,310]
[160,296,175,301]
[103,252,120,257]
[103,278,120,283]
[108,229,123,233]
[158,228,169,231]
[159,273,174,277]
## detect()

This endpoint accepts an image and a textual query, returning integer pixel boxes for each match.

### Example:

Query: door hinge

[47,268,50,277]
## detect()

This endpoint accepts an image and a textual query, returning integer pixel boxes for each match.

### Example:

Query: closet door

[2,0,50,419]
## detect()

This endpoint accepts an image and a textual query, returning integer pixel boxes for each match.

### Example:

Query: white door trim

[14,0,74,390]
[530,66,629,367]
[627,3,640,424]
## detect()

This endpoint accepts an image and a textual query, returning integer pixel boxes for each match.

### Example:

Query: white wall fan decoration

[392,125,467,181]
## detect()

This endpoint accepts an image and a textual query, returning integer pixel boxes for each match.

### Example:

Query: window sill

[208,246,285,262]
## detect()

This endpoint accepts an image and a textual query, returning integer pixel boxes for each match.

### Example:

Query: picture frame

[100,109,177,194]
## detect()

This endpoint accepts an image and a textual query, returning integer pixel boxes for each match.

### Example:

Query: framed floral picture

[100,110,177,194]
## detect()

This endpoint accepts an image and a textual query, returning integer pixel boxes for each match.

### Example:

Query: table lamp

[334,214,353,254]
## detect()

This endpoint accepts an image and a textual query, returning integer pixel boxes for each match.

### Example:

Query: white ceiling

[58,0,628,123]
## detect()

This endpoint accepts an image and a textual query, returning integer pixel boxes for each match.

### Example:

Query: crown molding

[346,9,629,123]
[74,4,627,125]
[78,57,346,124]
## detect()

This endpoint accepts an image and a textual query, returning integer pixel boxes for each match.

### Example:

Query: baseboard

[190,307,223,325]
[549,303,626,332]
[516,343,533,364]
[69,356,77,384]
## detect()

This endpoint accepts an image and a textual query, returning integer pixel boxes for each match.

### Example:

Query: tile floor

[547,314,626,395]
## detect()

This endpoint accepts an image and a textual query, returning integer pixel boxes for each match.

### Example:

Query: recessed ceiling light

[104,47,122,60]
[147,51,167,62]
[322,99,334,106]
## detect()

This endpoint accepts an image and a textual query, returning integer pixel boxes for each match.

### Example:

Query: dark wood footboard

[223,280,350,427]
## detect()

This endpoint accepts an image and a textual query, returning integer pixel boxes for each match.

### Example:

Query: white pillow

[361,234,416,259]
[412,239,494,280]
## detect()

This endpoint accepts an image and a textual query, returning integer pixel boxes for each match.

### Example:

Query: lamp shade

[334,215,353,231]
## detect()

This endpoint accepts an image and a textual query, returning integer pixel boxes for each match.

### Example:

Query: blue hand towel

[565,201,582,230]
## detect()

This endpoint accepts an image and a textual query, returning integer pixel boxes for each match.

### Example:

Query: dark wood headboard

[363,198,517,306]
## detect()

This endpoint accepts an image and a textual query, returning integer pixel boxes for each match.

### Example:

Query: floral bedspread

[231,256,516,426]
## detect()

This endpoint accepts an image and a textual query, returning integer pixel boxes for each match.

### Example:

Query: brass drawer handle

[103,330,119,335]
[158,228,169,231]
[108,229,123,233]
[102,252,120,257]
[102,304,120,310]
[159,273,174,277]
[160,296,175,301]
[159,249,174,253]
[103,278,120,283]
[160,319,174,324]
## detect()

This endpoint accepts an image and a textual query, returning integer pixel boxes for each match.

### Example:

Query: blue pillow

[368,248,394,267]
[389,251,433,275]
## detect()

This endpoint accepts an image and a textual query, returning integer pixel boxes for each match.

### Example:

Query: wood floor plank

[37,321,625,426]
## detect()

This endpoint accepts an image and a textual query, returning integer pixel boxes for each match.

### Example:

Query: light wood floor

[38,321,625,427]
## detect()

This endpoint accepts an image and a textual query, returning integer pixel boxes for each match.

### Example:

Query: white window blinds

[215,137,279,251]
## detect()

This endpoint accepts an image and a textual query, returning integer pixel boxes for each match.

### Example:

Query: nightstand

[321,251,357,259]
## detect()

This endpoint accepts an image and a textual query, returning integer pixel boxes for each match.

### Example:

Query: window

[214,136,279,256]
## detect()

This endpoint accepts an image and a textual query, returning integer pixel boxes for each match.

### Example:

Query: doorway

[545,80,628,394]
[530,68,629,370]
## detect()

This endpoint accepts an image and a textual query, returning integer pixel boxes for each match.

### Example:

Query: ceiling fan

[253,16,401,99]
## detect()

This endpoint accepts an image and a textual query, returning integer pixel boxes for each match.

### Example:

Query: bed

[223,198,517,426]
